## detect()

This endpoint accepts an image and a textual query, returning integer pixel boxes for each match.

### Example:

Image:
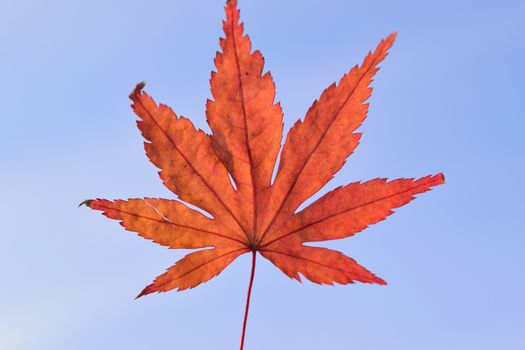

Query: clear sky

[1,0,524,349]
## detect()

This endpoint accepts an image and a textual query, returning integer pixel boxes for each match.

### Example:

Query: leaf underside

[87,0,444,297]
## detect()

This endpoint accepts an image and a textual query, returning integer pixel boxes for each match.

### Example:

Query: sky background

[1,0,524,349]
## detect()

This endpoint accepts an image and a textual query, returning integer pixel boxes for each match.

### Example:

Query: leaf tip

[129,81,146,99]
[376,277,388,285]
[135,284,155,299]
[78,199,94,208]
[429,172,445,187]
[135,289,148,299]
[225,0,238,13]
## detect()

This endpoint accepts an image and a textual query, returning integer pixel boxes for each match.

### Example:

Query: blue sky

[1,0,524,349]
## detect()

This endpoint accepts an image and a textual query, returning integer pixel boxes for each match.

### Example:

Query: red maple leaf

[83,1,444,348]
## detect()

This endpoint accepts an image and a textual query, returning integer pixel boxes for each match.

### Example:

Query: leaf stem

[240,250,257,350]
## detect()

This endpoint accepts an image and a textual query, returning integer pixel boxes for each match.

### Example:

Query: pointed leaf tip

[78,199,94,208]
[135,286,153,299]
[377,277,388,285]
[129,81,146,99]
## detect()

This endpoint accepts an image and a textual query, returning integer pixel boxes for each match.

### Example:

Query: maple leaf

[83,1,443,348]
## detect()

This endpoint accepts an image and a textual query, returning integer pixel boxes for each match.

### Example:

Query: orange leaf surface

[84,0,444,328]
